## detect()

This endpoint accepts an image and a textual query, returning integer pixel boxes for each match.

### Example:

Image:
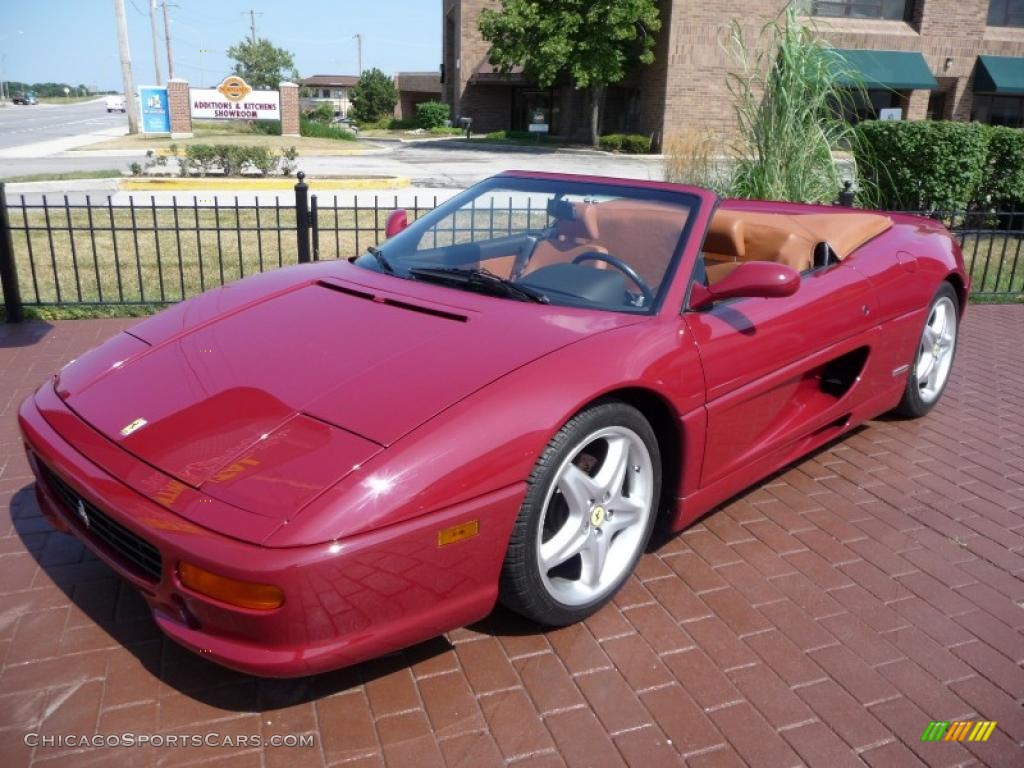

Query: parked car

[105,95,126,113]
[12,92,37,105]
[18,171,968,677]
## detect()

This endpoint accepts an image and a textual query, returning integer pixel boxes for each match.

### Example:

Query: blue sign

[139,86,170,134]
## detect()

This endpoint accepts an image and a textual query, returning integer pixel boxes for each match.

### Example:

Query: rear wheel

[894,282,959,418]
[499,402,660,626]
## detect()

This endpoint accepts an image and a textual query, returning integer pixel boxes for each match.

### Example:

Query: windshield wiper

[367,245,395,274]
[408,266,549,304]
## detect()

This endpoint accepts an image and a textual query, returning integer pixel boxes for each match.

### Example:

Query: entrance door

[512,90,554,134]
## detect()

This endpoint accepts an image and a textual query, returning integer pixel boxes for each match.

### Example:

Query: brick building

[395,72,444,121]
[442,0,1024,146]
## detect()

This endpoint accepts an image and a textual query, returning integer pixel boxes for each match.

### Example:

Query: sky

[0,0,443,90]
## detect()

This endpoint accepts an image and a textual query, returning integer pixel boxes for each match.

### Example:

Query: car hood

[55,266,639,524]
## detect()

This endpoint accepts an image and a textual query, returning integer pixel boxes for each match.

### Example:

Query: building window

[837,89,908,123]
[811,1,913,21]
[972,94,1024,127]
[988,0,1024,27]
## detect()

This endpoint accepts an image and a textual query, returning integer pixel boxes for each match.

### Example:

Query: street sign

[138,86,171,134]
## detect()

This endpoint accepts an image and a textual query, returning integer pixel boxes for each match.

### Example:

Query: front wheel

[499,401,661,626]
[894,282,960,418]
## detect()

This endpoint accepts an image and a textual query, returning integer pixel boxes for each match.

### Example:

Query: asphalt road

[0,99,126,150]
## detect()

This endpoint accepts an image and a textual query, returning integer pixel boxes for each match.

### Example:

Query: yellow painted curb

[119,177,410,191]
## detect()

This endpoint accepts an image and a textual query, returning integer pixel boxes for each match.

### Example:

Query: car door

[685,255,878,489]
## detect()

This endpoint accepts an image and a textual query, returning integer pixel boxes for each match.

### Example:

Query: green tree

[349,68,399,124]
[479,0,660,146]
[226,38,299,90]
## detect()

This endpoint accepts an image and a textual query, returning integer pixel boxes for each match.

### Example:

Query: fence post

[0,183,23,323]
[295,172,311,264]
[310,194,320,261]
[837,180,855,208]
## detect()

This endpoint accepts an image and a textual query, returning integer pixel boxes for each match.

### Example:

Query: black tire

[893,282,960,419]
[499,400,661,626]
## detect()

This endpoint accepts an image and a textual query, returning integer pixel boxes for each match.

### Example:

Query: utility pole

[245,10,263,44]
[161,0,175,80]
[354,33,362,75]
[113,0,139,133]
[148,0,162,84]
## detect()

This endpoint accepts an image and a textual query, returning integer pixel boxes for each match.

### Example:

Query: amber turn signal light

[177,561,284,611]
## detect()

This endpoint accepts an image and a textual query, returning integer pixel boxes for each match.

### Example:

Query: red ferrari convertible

[18,172,968,676]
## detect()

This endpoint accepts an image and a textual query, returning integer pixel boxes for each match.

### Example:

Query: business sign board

[879,107,903,121]
[190,75,280,120]
[138,86,171,134]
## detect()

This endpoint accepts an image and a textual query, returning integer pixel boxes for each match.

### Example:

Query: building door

[927,90,948,120]
[512,90,554,134]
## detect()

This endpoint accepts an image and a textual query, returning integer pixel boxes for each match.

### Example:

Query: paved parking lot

[0,306,1022,768]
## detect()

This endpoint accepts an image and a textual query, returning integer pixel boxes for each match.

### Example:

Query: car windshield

[354,176,699,314]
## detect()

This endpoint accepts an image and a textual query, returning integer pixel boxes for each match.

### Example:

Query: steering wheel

[572,252,654,307]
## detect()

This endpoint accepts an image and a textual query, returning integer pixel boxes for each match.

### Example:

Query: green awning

[828,49,938,91]
[975,55,1024,94]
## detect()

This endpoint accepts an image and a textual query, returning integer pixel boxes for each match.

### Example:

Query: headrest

[705,211,745,259]
[554,202,600,242]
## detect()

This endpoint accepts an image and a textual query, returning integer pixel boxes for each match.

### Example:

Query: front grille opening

[38,462,163,584]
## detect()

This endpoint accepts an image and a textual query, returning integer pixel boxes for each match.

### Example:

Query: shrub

[305,102,335,124]
[416,101,450,129]
[280,146,299,176]
[980,125,1024,211]
[184,144,220,176]
[349,68,398,123]
[855,121,989,211]
[599,134,651,154]
[299,118,356,140]
[251,120,281,136]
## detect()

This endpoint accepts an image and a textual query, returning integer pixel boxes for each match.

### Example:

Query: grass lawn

[1,169,123,183]
[81,121,366,156]
[959,233,1024,298]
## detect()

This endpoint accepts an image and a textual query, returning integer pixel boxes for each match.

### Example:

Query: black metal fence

[0,176,1021,322]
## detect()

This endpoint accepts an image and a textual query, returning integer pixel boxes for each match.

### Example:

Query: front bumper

[18,387,523,677]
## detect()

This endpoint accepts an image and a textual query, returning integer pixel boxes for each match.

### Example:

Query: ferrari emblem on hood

[119,418,148,437]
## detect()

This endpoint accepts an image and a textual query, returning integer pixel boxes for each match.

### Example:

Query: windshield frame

[354,174,704,316]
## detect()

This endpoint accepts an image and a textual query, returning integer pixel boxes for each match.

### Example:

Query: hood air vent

[316,279,468,323]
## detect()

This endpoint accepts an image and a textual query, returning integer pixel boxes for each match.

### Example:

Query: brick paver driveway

[1,307,1022,768]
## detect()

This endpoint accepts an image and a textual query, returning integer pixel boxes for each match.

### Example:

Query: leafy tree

[479,0,661,146]
[227,38,299,89]
[349,69,399,124]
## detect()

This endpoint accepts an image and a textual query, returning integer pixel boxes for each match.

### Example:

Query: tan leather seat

[587,200,690,289]
[703,208,892,277]
[522,203,606,276]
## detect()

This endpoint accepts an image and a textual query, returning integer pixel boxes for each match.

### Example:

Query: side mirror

[689,261,800,311]
[385,209,409,238]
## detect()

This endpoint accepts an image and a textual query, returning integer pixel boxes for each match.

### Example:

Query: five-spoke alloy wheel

[895,282,960,418]
[500,402,661,626]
